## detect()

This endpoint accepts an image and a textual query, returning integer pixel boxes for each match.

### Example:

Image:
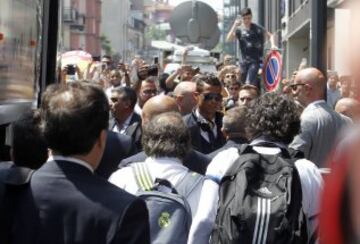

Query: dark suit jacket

[12,160,150,244]
[109,113,142,153]
[96,131,134,179]
[207,138,248,159]
[119,149,211,175]
[183,111,225,154]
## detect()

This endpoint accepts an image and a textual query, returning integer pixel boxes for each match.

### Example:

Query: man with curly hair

[188,92,323,244]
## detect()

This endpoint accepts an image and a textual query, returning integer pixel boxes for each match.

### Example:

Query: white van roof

[172,47,214,64]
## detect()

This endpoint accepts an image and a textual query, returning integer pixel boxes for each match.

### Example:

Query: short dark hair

[102,55,111,60]
[112,86,137,109]
[11,110,48,169]
[41,82,109,156]
[240,84,260,96]
[193,74,222,93]
[247,92,301,144]
[223,106,248,137]
[158,73,170,93]
[142,112,191,160]
[240,7,252,17]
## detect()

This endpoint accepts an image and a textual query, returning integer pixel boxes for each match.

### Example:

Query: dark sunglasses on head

[203,93,223,102]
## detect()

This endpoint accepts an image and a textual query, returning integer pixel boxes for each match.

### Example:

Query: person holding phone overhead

[226,7,277,89]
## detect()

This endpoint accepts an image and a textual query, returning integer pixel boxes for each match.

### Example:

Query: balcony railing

[63,7,77,23]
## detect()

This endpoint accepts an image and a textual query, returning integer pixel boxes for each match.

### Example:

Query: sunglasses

[142,89,158,95]
[203,93,223,102]
[289,83,306,91]
[110,97,118,103]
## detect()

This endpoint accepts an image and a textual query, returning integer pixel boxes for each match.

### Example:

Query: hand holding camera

[137,64,158,81]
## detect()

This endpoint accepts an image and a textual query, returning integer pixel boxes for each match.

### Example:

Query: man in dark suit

[12,82,150,244]
[96,131,133,179]
[109,86,142,152]
[118,94,210,175]
[208,106,248,158]
[183,74,226,154]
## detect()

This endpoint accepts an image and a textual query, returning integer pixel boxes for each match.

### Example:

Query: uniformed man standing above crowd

[226,7,277,89]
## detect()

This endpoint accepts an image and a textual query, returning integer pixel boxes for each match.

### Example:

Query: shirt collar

[145,156,183,165]
[117,112,133,128]
[195,108,215,125]
[48,155,94,173]
[303,100,326,113]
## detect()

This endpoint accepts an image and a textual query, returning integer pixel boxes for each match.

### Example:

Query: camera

[136,64,159,81]
[66,64,76,75]
[147,64,158,77]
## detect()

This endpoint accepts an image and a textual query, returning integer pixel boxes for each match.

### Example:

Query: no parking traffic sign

[263,50,283,92]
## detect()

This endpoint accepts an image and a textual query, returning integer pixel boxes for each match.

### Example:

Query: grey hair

[222,106,248,137]
[142,112,191,160]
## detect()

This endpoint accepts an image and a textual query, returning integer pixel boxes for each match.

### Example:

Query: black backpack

[0,166,34,243]
[211,144,307,244]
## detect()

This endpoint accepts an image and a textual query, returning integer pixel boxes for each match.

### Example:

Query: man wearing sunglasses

[289,67,351,168]
[183,74,226,154]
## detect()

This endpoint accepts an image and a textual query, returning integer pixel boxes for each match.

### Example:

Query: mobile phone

[67,64,76,75]
[147,64,158,77]
[153,57,159,65]
[92,56,100,62]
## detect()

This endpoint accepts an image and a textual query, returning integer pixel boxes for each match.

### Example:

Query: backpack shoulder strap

[174,171,204,199]
[131,163,154,191]
[221,144,260,178]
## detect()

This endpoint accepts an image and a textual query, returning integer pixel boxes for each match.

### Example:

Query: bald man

[118,95,211,175]
[335,97,360,122]
[289,67,351,168]
[141,94,179,124]
[173,82,197,115]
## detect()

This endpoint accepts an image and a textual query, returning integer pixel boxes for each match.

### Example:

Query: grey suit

[290,100,350,168]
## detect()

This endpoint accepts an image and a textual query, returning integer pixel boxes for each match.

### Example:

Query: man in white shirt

[110,112,204,217]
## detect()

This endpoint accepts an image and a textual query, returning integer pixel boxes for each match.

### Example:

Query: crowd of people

[1,6,360,244]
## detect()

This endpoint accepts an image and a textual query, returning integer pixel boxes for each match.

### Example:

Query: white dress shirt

[195,109,218,143]
[112,112,134,134]
[109,157,204,217]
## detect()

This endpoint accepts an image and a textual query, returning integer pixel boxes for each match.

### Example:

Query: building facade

[62,0,101,56]
[101,0,145,61]
[101,0,130,60]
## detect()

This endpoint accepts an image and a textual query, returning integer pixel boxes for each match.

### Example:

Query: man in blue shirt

[226,7,277,89]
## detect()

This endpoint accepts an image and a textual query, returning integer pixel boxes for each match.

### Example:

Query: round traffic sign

[263,50,282,92]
